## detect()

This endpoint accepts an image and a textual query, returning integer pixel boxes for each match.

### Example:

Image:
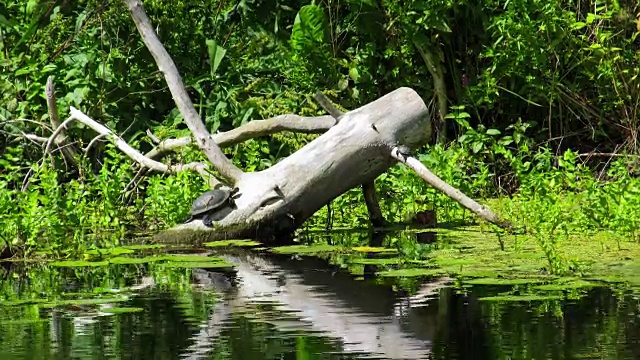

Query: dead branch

[577,152,638,158]
[143,114,335,161]
[45,76,78,167]
[146,129,161,144]
[214,114,335,148]
[45,77,63,131]
[390,148,512,229]
[84,133,109,155]
[122,113,336,196]
[42,107,221,188]
[124,0,242,183]
[313,91,344,121]
[413,40,448,143]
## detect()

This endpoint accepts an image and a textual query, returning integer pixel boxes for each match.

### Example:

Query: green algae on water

[164,261,234,269]
[270,244,338,255]
[376,268,446,278]
[534,278,603,291]
[51,260,109,268]
[161,254,225,262]
[101,307,144,314]
[85,247,136,256]
[464,277,546,286]
[349,258,403,266]
[121,244,166,250]
[0,299,49,307]
[108,256,160,265]
[204,239,262,248]
[478,294,564,302]
[40,297,129,308]
[351,246,398,254]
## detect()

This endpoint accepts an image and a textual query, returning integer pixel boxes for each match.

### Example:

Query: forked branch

[43,107,219,186]
[143,114,336,161]
[123,0,242,183]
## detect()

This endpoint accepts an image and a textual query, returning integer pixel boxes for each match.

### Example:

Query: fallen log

[158,86,434,242]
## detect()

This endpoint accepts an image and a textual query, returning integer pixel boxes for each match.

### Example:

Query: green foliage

[1,0,640,278]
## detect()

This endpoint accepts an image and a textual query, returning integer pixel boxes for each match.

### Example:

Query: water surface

[1,235,640,359]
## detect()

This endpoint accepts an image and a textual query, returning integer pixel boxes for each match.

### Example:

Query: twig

[577,152,638,158]
[139,114,335,163]
[43,115,76,159]
[124,113,334,194]
[45,76,78,168]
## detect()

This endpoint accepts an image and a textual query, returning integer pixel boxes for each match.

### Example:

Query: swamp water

[1,229,640,359]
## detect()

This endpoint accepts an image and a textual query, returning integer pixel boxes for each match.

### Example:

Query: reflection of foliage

[2,246,640,359]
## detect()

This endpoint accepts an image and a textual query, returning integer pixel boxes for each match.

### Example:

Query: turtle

[184,187,240,227]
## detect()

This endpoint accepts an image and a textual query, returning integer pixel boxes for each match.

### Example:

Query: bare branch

[214,114,336,147]
[577,152,638,158]
[313,91,344,121]
[43,115,76,158]
[41,107,220,189]
[146,129,161,144]
[123,0,243,183]
[20,132,48,144]
[66,107,207,173]
[84,133,109,155]
[143,114,335,161]
[413,40,448,143]
[45,76,62,130]
[45,76,79,167]
[390,148,512,230]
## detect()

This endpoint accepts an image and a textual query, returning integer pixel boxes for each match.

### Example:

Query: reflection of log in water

[182,251,450,360]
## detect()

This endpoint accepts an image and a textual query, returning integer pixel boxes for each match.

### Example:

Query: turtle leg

[183,215,194,224]
[202,213,214,227]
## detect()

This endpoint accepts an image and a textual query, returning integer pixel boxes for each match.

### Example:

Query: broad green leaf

[290,5,327,51]
[571,21,586,30]
[205,39,227,77]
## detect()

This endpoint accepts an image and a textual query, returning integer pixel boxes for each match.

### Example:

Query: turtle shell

[190,189,232,216]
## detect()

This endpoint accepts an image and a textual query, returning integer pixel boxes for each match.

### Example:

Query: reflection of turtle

[184,187,240,227]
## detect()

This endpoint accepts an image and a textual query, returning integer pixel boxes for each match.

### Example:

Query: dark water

[1,247,640,359]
